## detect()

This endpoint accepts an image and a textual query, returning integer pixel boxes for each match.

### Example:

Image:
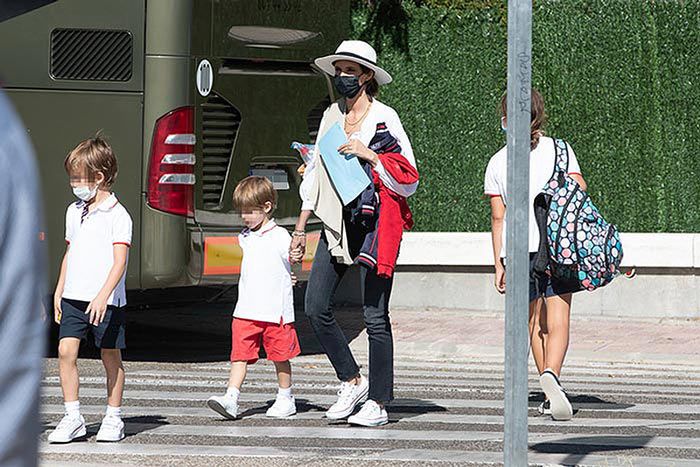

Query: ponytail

[500,88,547,150]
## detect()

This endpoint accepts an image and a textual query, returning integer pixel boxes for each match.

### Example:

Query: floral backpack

[532,138,623,291]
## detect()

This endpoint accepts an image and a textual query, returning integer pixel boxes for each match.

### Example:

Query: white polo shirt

[233,220,295,324]
[62,193,132,307]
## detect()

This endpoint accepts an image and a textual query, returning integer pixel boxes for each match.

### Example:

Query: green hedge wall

[351,1,700,232]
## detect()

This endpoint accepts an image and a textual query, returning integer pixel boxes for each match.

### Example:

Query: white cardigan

[299,99,418,211]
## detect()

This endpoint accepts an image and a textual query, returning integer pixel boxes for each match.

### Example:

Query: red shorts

[231,318,300,364]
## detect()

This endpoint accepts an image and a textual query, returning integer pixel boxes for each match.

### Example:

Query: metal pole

[504,0,532,465]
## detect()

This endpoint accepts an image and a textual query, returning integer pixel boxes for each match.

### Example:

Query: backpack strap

[553,138,569,174]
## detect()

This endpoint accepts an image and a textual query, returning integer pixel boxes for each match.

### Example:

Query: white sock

[278,386,293,399]
[225,386,240,399]
[106,405,122,418]
[65,400,80,418]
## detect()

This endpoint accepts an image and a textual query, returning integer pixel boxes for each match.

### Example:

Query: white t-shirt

[63,194,132,307]
[484,136,582,256]
[233,220,295,324]
[299,99,418,210]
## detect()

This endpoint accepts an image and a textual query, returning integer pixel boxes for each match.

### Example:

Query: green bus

[0,0,349,292]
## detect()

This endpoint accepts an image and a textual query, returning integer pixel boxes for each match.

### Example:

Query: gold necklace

[345,102,372,127]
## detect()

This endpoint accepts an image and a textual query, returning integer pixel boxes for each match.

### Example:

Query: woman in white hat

[290,40,419,427]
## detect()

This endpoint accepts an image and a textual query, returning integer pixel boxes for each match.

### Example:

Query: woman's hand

[494,264,506,294]
[338,139,378,167]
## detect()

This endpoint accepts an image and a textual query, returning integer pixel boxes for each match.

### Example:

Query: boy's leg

[206,361,246,420]
[101,349,125,408]
[273,360,292,389]
[49,337,87,443]
[528,297,548,375]
[57,338,81,402]
[96,348,126,441]
[542,293,572,375]
[265,360,297,418]
[228,361,248,390]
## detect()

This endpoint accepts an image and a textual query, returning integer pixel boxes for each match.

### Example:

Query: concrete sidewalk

[344,308,700,366]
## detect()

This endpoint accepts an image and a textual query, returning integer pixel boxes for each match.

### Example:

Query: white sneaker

[48,414,86,443]
[266,395,297,418]
[325,375,369,420]
[347,400,388,427]
[207,395,238,419]
[540,370,573,421]
[537,400,552,416]
[96,415,125,442]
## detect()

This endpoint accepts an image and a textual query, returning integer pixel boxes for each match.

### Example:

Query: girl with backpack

[484,88,586,421]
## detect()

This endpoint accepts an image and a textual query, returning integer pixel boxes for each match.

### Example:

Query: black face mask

[333,74,362,99]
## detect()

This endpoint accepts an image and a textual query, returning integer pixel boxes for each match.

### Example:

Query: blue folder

[317,122,371,206]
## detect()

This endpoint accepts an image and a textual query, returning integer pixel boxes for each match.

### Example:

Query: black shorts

[529,254,581,302]
[59,298,126,349]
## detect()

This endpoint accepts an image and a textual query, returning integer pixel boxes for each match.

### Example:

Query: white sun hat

[314,40,392,85]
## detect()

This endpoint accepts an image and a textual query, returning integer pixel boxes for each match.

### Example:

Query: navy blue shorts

[529,254,581,303]
[59,299,126,349]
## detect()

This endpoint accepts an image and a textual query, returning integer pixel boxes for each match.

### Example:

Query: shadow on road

[530,435,655,465]
[46,285,367,363]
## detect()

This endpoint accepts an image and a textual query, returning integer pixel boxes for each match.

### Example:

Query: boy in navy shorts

[48,136,132,443]
[207,176,301,419]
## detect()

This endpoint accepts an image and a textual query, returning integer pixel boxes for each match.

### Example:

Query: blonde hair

[500,88,547,150]
[64,133,118,187]
[233,176,277,212]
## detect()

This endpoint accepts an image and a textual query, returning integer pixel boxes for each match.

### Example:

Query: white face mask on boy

[72,185,97,202]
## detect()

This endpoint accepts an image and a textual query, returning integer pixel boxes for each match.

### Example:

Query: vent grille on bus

[201,93,241,210]
[307,97,331,143]
[50,29,133,81]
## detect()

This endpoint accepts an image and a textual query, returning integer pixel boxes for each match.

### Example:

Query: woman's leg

[542,293,572,376]
[304,234,361,382]
[361,267,394,404]
[529,297,548,375]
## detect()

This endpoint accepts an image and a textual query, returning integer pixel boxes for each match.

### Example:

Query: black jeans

[305,227,394,403]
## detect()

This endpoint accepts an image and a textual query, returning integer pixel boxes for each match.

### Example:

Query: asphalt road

[39,295,700,466]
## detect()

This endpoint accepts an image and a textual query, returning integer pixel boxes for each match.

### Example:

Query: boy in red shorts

[207,176,300,419]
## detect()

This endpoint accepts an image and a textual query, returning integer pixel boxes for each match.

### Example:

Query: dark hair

[360,65,379,98]
[500,88,547,149]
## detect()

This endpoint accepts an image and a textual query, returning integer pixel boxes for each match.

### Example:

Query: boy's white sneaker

[266,395,297,418]
[207,395,239,419]
[96,415,125,442]
[539,369,573,421]
[326,375,369,420]
[48,414,86,443]
[347,400,388,427]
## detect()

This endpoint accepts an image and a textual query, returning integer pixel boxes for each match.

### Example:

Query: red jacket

[372,152,419,278]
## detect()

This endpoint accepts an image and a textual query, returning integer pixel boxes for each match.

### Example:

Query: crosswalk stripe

[195,359,700,378]
[39,422,700,450]
[40,386,700,415]
[128,368,700,388]
[42,375,700,397]
[38,443,700,467]
[41,351,700,465]
[196,354,697,370]
[40,404,700,430]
